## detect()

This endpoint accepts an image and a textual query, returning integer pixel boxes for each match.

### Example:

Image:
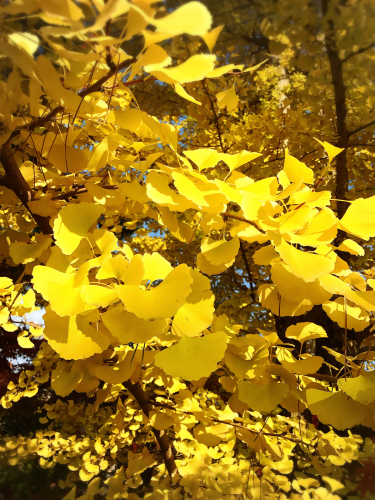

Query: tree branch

[123,379,179,480]
[348,118,375,137]
[321,0,350,218]
[222,211,266,233]
[0,143,52,234]
[342,43,375,63]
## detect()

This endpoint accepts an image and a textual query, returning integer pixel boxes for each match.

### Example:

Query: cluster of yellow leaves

[1,0,375,499]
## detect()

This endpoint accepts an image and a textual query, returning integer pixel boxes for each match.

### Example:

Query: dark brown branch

[342,43,375,63]
[348,118,375,137]
[0,143,52,234]
[321,0,349,218]
[222,211,266,233]
[239,240,256,299]
[123,380,178,480]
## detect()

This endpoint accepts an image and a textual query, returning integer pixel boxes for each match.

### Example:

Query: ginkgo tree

[1,0,375,499]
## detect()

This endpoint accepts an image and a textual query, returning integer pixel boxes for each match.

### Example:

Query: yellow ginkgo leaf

[258,284,314,317]
[240,177,279,201]
[290,208,338,247]
[277,348,324,375]
[202,25,224,52]
[306,389,367,430]
[196,252,230,276]
[146,170,194,211]
[220,151,262,173]
[133,1,212,37]
[9,236,52,265]
[323,298,370,331]
[337,239,364,256]
[142,252,173,283]
[80,285,118,308]
[96,254,129,281]
[155,331,228,380]
[271,261,332,305]
[184,148,221,171]
[149,411,175,430]
[102,306,168,344]
[216,86,239,111]
[174,83,201,105]
[51,369,82,398]
[338,371,375,405]
[238,381,289,413]
[272,234,334,282]
[95,352,138,385]
[53,203,102,255]
[225,348,269,379]
[283,148,314,184]
[253,245,278,266]
[17,334,34,349]
[285,322,328,344]
[116,264,193,320]
[145,54,216,84]
[339,196,375,240]
[8,32,39,55]
[314,138,344,164]
[173,269,215,337]
[43,307,110,360]
[44,282,87,317]
[201,236,240,267]
[32,262,89,300]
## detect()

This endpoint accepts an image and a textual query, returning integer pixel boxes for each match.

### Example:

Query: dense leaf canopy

[0,0,375,499]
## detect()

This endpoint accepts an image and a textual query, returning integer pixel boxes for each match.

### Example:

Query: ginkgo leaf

[53,203,102,255]
[116,264,193,320]
[149,411,175,430]
[202,25,224,52]
[283,149,314,184]
[338,371,375,405]
[271,261,332,305]
[17,334,34,349]
[172,269,215,337]
[174,83,201,105]
[8,32,39,55]
[323,298,370,331]
[9,236,52,265]
[340,196,375,240]
[44,282,87,317]
[314,138,344,164]
[102,306,168,344]
[51,369,82,398]
[184,149,221,171]
[196,253,231,276]
[238,381,289,413]
[285,323,328,344]
[240,177,279,201]
[154,331,227,380]
[43,308,110,360]
[337,239,364,256]
[290,208,338,247]
[80,285,118,308]
[225,348,269,379]
[201,236,240,266]
[306,389,367,430]
[272,234,334,282]
[142,252,173,283]
[277,348,324,375]
[95,352,138,385]
[216,86,239,111]
[145,54,216,84]
[96,255,129,281]
[133,1,212,36]
[258,284,314,317]
[220,151,262,173]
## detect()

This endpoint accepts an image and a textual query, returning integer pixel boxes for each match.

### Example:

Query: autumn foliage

[0,0,375,499]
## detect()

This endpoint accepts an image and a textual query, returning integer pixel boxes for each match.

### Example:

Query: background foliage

[0,0,375,498]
